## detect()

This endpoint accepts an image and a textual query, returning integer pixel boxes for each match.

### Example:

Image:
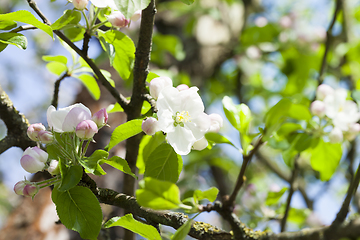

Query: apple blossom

[316,84,334,101]
[72,0,88,10]
[310,100,326,118]
[47,103,92,133]
[14,181,27,195]
[157,86,211,155]
[176,84,190,91]
[38,130,54,144]
[208,113,223,133]
[192,137,208,151]
[27,123,46,141]
[92,108,108,128]
[48,160,60,175]
[329,127,343,143]
[107,11,129,28]
[130,10,142,22]
[142,117,159,136]
[23,184,39,198]
[20,147,48,173]
[75,120,98,139]
[149,77,173,100]
[90,0,117,9]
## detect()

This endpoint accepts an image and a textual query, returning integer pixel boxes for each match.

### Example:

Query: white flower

[310,100,326,118]
[149,77,173,100]
[90,0,117,9]
[324,89,360,131]
[47,103,92,133]
[208,113,223,133]
[316,84,334,100]
[157,86,211,155]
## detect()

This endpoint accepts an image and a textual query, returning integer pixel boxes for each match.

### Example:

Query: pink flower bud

[176,84,190,91]
[192,137,208,151]
[329,127,343,143]
[149,77,173,99]
[107,11,130,28]
[208,113,223,133]
[14,181,27,195]
[310,100,326,118]
[62,107,92,132]
[316,84,334,100]
[142,117,159,136]
[130,10,142,22]
[48,160,60,175]
[92,108,108,128]
[23,184,39,198]
[73,0,88,10]
[38,130,54,144]
[20,147,48,173]
[76,120,98,139]
[27,123,46,141]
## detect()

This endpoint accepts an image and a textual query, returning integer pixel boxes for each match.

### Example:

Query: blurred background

[1,0,359,239]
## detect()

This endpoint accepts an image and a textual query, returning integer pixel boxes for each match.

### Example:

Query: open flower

[47,103,92,133]
[157,86,211,155]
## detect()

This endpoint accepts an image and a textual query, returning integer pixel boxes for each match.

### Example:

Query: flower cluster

[142,77,223,155]
[71,0,142,28]
[310,84,360,143]
[15,104,108,197]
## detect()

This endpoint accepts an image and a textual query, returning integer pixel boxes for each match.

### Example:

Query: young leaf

[113,0,151,19]
[307,138,342,181]
[58,163,83,192]
[144,143,183,183]
[46,62,68,76]
[0,20,16,30]
[265,187,287,206]
[109,119,143,150]
[79,149,108,175]
[52,186,102,240]
[193,187,219,203]
[0,10,53,38]
[178,0,195,5]
[101,156,137,179]
[136,177,181,210]
[75,74,101,100]
[104,214,161,240]
[51,9,82,30]
[172,218,193,240]
[106,102,124,113]
[98,30,135,80]
[0,33,27,50]
[205,132,237,149]
[42,55,68,64]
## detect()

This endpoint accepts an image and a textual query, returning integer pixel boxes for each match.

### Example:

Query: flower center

[173,111,191,127]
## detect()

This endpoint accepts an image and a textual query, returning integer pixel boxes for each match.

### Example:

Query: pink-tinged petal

[176,84,189,91]
[149,77,173,99]
[23,184,39,198]
[167,127,196,155]
[62,107,92,132]
[142,117,159,136]
[27,123,46,141]
[75,120,98,139]
[20,155,46,173]
[92,108,108,128]
[208,113,223,132]
[130,10,142,22]
[107,11,129,28]
[73,0,88,10]
[14,181,26,195]
[316,84,334,100]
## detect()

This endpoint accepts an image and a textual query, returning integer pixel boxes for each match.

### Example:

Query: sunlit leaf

[109,119,143,150]
[76,74,101,100]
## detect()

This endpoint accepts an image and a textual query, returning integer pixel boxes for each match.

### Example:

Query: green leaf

[307,138,342,181]
[264,98,292,130]
[99,35,115,66]
[0,20,17,30]
[178,0,195,5]
[79,149,108,175]
[205,132,237,149]
[193,187,219,203]
[113,0,151,19]
[0,32,27,50]
[104,214,161,240]
[287,208,310,225]
[46,61,67,76]
[136,177,181,210]
[76,74,101,100]
[152,33,185,65]
[109,119,143,150]
[98,30,135,80]
[172,219,192,240]
[63,25,85,42]
[42,55,68,64]
[0,10,53,38]
[144,143,183,183]
[52,186,102,240]
[101,155,137,179]
[265,187,287,206]
[58,163,83,191]
[106,103,124,113]
[146,72,160,83]
[51,9,82,30]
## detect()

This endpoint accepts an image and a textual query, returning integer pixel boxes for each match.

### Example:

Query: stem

[82,10,90,30]
[82,140,91,157]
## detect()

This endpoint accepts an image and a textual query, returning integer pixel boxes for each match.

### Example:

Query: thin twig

[10,24,37,33]
[227,136,263,207]
[51,72,70,109]
[280,157,299,232]
[318,0,342,84]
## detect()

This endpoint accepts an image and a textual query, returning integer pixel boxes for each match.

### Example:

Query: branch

[317,0,342,85]
[10,24,37,33]
[0,85,35,153]
[26,0,130,111]
[51,72,70,109]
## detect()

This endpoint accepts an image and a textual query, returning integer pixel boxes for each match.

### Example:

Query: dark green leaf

[101,156,137,179]
[109,119,143,150]
[58,164,83,191]
[52,186,102,240]
[0,32,27,50]
[144,143,183,183]
[104,214,161,240]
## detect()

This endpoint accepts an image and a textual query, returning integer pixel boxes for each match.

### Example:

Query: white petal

[167,127,196,155]
[158,109,175,133]
[157,87,181,113]
[62,107,92,132]
[185,112,211,140]
[179,87,204,117]
[90,0,111,8]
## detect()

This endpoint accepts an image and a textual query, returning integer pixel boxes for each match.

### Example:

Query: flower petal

[62,107,92,132]
[167,127,196,155]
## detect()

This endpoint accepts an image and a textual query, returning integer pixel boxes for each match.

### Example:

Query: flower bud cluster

[141,77,223,155]
[311,84,360,143]
[14,180,39,198]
